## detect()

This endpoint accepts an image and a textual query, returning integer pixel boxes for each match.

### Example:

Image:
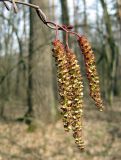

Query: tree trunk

[82,0,88,33]
[117,0,121,39]
[26,3,34,117]
[73,0,79,32]
[60,0,70,43]
[100,0,119,103]
[26,0,55,122]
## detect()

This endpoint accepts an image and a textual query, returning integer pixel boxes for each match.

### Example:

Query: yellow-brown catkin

[66,49,84,151]
[52,40,72,132]
[78,36,104,111]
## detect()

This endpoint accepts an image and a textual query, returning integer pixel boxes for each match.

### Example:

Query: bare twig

[3,1,10,10]
[0,0,81,38]
[11,0,18,13]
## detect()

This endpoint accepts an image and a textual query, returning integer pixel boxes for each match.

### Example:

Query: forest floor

[0,97,121,160]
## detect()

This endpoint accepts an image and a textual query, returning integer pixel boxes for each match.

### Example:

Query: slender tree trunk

[60,0,70,43]
[117,0,121,22]
[26,1,34,117]
[100,0,119,103]
[82,0,88,33]
[15,38,23,96]
[117,0,121,40]
[50,0,58,111]
[51,0,55,21]
[73,0,79,32]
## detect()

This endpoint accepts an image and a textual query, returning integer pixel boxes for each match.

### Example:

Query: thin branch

[11,0,18,13]
[0,0,81,39]
[3,1,10,10]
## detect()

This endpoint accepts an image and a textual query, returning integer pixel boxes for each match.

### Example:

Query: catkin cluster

[66,50,84,150]
[52,35,104,150]
[52,40,72,132]
[78,36,104,111]
[52,40,84,150]
[1,0,104,152]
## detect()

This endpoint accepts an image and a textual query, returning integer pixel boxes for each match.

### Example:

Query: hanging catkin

[1,0,105,152]
[52,40,85,150]
[66,48,84,150]
[52,40,72,132]
[78,36,104,111]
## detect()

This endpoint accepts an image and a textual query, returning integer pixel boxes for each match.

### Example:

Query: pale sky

[53,0,99,24]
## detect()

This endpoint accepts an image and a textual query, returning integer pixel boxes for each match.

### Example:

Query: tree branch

[0,0,81,38]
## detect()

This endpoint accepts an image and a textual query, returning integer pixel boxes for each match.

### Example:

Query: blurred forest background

[0,0,121,160]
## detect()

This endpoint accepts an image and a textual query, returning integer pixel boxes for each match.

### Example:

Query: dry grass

[0,98,121,160]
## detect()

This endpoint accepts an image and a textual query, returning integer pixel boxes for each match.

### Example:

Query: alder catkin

[66,49,84,150]
[52,40,85,150]
[52,40,72,132]
[78,36,104,111]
